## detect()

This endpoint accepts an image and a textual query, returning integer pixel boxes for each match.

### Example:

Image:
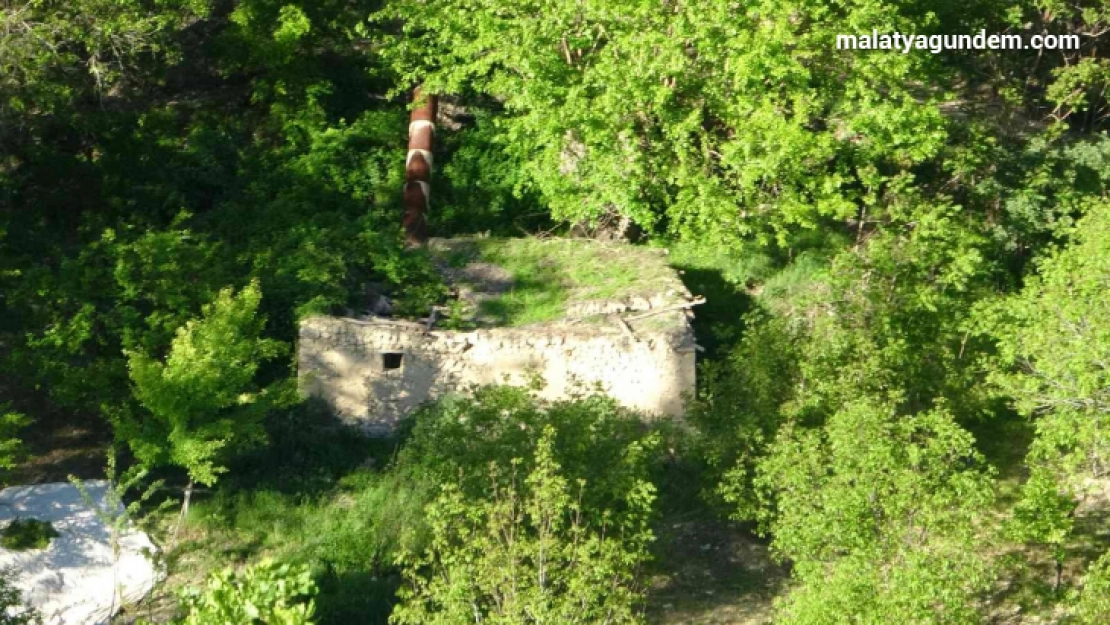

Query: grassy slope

[118,409,428,625]
[435,237,681,326]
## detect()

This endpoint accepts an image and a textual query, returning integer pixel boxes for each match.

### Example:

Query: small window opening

[382,352,404,371]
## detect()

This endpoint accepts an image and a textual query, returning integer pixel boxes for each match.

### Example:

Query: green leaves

[0,405,31,482]
[375,0,952,247]
[756,400,996,623]
[120,281,290,486]
[689,311,801,516]
[1071,551,1110,624]
[0,0,417,416]
[0,0,208,128]
[176,559,318,625]
[230,1,316,66]
[397,385,662,521]
[274,6,312,45]
[392,425,654,624]
[986,201,1110,554]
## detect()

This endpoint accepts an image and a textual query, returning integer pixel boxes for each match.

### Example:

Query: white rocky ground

[0,481,161,624]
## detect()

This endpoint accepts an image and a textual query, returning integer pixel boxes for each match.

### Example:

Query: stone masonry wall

[298,314,696,433]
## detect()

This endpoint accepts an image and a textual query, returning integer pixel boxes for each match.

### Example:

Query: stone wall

[298,313,697,433]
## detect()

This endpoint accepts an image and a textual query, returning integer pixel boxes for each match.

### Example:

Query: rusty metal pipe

[403,87,436,245]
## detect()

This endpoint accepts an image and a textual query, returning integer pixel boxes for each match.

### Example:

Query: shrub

[755,400,996,623]
[1072,551,1110,624]
[391,426,654,624]
[0,406,32,483]
[0,520,58,551]
[687,311,801,516]
[396,385,661,522]
[987,202,1110,571]
[117,281,292,490]
[175,559,317,625]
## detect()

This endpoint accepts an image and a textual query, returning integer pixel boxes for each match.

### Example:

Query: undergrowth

[1,519,58,551]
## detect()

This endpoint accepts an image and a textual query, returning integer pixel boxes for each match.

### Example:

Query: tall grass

[162,403,434,624]
[182,469,433,624]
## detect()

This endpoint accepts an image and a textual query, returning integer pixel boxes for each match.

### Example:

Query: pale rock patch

[0,481,162,625]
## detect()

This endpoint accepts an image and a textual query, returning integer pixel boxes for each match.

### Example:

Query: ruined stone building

[297,237,699,433]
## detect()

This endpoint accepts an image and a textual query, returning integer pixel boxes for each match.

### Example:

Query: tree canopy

[3,0,1110,622]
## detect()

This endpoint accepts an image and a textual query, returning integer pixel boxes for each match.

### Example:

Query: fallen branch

[624,297,706,321]
[611,314,638,341]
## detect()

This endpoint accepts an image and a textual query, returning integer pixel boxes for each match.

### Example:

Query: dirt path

[647,519,788,624]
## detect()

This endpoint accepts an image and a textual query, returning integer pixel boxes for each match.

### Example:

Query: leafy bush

[392,426,653,624]
[175,559,317,625]
[0,520,57,551]
[185,388,665,623]
[978,201,1110,588]
[396,385,662,522]
[987,201,1110,546]
[754,400,997,623]
[0,406,31,482]
[0,573,40,625]
[388,388,662,621]
[1072,551,1110,624]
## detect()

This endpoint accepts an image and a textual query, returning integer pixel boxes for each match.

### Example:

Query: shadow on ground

[647,516,788,625]
[10,405,110,484]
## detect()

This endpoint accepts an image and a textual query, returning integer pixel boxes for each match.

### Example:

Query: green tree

[392,426,654,624]
[376,0,958,247]
[792,204,998,418]
[0,0,208,137]
[753,400,996,623]
[0,0,424,419]
[986,201,1110,586]
[114,281,291,522]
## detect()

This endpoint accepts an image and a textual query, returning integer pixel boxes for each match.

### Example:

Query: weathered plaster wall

[298,314,696,433]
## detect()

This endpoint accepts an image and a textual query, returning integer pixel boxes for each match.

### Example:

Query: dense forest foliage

[2,0,1110,622]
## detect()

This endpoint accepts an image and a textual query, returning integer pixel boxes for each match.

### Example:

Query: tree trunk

[170,478,195,547]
